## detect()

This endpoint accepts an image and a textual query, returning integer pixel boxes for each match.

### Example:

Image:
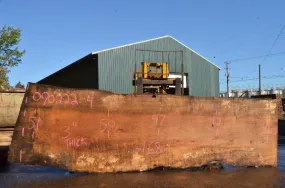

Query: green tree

[15,81,25,89]
[0,25,25,88]
[0,67,9,89]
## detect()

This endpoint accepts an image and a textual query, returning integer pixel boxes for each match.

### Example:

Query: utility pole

[225,61,230,97]
[259,64,261,95]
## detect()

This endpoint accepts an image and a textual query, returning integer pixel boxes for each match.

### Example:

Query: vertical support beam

[136,77,143,94]
[175,51,177,73]
[181,51,184,95]
[259,64,262,95]
[134,63,137,94]
[225,61,230,97]
[175,78,182,96]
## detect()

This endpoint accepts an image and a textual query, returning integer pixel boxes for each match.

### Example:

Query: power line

[226,26,285,63]
[261,25,285,64]
[220,74,285,84]
[232,74,285,81]
[262,32,285,40]
[230,76,251,79]
[228,51,285,62]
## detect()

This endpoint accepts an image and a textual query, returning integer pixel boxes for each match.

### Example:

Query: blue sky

[0,0,284,92]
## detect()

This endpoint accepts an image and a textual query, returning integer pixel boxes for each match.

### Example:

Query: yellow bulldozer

[133,61,182,95]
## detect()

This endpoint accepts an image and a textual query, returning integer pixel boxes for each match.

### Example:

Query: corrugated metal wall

[97,37,220,96]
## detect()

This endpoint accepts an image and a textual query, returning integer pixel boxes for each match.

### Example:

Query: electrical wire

[228,51,285,62]
[220,74,285,84]
[261,25,285,64]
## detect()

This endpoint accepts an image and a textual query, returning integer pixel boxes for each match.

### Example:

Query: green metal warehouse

[38,36,221,97]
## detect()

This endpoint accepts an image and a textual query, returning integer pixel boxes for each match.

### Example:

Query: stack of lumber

[0,127,14,146]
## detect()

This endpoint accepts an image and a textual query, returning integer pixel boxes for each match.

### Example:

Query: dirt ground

[1,144,285,188]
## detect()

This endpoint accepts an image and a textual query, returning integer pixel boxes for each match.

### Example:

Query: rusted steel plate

[8,83,279,172]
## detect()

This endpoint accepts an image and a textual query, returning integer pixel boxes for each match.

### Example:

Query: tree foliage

[0,25,25,88]
[0,25,25,68]
[0,67,9,89]
[15,81,25,89]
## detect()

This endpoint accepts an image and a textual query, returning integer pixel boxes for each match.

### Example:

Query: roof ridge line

[91,35,221,70]
[91,35,170,55]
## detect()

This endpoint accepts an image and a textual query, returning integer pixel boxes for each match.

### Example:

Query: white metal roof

[91,35,221,70]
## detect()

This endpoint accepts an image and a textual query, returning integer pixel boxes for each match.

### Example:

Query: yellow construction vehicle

[141,62,169,80]
[133,62,181,95]
[132,49,185,96]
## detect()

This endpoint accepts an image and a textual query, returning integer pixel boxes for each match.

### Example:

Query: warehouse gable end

[91,35,221,70]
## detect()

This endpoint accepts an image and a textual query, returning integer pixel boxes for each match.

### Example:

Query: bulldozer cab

[133,49,184,96]
[141,62,169,80]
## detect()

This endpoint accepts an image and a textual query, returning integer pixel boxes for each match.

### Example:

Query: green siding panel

[97,37,220,96]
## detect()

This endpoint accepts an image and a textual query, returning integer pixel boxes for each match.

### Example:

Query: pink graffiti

[60,122,89,148]
[136,141,161,155]
[152,110,166,136]
[152,113,165,126]
[42,92,56,105]
[31,92,93,107]
[60,122,77,139]
[100,119,116,138]
[61,126,71,139]
[56,94,63,104]
[65,137,88,148]
[70,94,78,105]
[19,150,23,162]
[19,126,36,143]
[33,92,41,101]
[136,141,146,153]
[62,93,70,104]
[42,92,49,105]
[72,122,77,127]
[19,110,41,152]
[21,127,25,137]
[19,113,40,144]
[28,117,40,130]
[87,95,93,108]
[48,95,55,103]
